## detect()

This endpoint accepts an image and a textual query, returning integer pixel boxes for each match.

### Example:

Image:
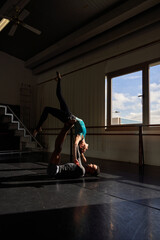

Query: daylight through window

[111,71,142,125]
[106,61,160,127]
[149,63,160,124]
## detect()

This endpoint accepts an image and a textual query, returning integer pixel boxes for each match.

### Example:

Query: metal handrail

[6,105,43,149]
[39,124,160,136]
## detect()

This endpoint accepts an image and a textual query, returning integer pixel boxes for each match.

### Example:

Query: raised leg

[56,72,71,115]
[33,106,68,137]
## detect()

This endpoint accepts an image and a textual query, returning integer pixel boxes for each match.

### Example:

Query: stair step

[20,136,31,143]
[25,141,37,149]
[14,129,25,136]
[0,108,5,115]
[0,150,33,156]
[1,115,12,123]
[8,122,18,130]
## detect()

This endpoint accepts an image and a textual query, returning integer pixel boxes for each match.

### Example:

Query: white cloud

[150,82,160,91]
[112,92,142,122]
[150,83,160,105]
[113,93,129,110]
[125,112,142,122]
[113,92,142,111]
[123,75,141,80]
[112,75,160,122]
[150,109,160,124]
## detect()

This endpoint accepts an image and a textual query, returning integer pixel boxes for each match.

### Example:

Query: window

[106,60,160,127]
[111,71,142,125]
[149,63,160,124]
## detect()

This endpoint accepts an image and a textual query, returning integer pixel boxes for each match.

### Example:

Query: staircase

[0,105,43,154]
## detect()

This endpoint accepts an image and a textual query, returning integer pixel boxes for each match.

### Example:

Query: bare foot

[54,72,61,82]
[33,127,42,137]
[56,71,61,79]
[33,129,38,137]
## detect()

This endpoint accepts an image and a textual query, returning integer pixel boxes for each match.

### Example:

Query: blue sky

[111,64,160,124]
[112,70,142,123]
[149,64,160,123]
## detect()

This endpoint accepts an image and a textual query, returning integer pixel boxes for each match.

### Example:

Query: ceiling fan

[0,0,41,36]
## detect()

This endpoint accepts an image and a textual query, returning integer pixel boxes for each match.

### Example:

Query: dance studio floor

[0,152,160,240]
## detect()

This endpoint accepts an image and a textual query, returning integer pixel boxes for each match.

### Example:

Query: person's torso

[56,163,85,178]
[74,117,86,138]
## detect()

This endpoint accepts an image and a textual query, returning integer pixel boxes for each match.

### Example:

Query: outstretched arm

[81,152,87,163]
[73,135,82,162]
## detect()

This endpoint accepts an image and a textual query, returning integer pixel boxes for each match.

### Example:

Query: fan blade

[15,0,30,11]
[0,18,10,31]
[18,9,30,20]
[21,22,41,35]
[0,0,30,17]
[8,23,18,36]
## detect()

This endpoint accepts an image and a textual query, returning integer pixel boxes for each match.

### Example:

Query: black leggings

[36,78,73,130]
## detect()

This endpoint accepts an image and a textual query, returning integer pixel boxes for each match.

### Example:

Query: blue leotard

[74,117,86,139]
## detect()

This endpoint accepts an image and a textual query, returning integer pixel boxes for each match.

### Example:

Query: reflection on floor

[0,152,160,240]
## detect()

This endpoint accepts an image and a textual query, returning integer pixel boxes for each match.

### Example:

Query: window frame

[105,59,160,129]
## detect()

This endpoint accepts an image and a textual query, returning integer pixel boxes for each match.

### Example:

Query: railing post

[70,128,73,162]
[139,126,144,168]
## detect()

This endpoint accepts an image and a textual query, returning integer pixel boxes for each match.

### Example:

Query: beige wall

[0,51,35,104]
[0,51,37,127]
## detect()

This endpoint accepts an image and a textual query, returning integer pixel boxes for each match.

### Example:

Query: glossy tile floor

[0,152,160,240]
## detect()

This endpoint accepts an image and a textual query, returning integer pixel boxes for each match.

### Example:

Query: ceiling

[0,0,160,73]
[0,0,127,61]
